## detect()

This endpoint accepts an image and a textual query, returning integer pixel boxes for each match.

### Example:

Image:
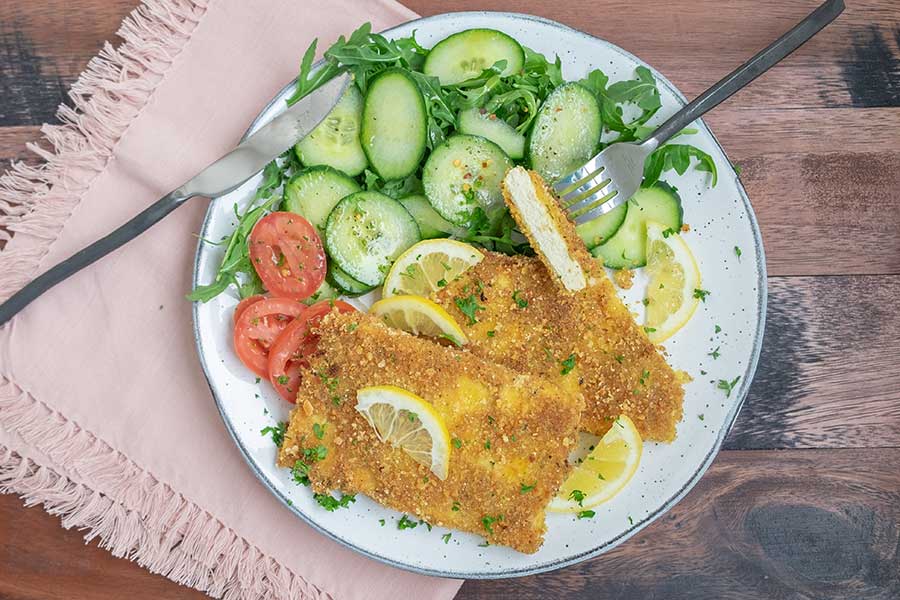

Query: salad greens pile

[190,22,717,302]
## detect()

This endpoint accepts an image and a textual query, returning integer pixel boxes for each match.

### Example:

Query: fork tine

[560,174,612,210]
[571,190,621,224]
[552,160,602,196]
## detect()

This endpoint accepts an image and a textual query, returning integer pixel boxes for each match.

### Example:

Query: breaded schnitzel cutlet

[431,167,684,441]
[277,311,583,553]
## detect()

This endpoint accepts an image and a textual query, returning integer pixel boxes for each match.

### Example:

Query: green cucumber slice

[294,84,367,177]
[575,203,628,249]
[591,183,683,269]
[423,29,525,85]
[422,134,513,227]
[458,108,526,159]
[303,279,340,305]
[327,262,375,297]
[283,166,361,233]
[324,191,421,286]
[398,194,457,239]
[360,69,427,180]
[527,83,602,182]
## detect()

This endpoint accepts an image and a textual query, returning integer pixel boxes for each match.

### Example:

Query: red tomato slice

[233,294,265,325]
[233,297,305,378]
[249,212,326,300]
[267,300,356,402]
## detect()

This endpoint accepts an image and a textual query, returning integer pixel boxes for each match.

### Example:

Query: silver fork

[554,0,844,224]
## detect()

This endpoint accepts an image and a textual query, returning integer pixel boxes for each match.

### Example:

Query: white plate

[192,12,766,579]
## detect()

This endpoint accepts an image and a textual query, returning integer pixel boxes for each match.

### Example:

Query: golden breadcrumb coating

[433,251,684,441]
[278,311,583,553]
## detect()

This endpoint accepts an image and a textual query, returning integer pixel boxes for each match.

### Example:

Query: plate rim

[191,10,768,580]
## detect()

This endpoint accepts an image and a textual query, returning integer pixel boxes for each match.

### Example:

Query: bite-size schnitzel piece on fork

[278,311,583,553]
[432,167,683,441]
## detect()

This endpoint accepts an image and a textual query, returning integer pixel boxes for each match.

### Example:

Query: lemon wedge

[644,221,701,344]
[549,415,642,512]
[356,385,451,480]
[382,239,483,297]
[369,295,468,345]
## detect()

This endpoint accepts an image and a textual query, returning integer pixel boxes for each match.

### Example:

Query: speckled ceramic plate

[192,12,766,579]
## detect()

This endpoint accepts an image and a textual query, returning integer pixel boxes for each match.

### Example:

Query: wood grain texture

[460,448,900,600]
[1,0,899,598]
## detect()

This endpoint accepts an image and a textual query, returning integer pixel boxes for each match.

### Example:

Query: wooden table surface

[1,0,898,598]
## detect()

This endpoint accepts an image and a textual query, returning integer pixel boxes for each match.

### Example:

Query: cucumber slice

[303,279,340,305]
[422,134,514,227]
[527,83,602,182]
[458,108,526,159]
[324,191,421,286]
[423,29,525,85]
[398,194,456,239]
[283,166,361,233]
[575,203,628,249]
[360,69,427,180]
[591,183,683,269]
[327,262,375,297]
[294,84,367,177]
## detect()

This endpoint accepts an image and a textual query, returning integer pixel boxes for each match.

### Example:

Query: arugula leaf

[642,144,718,188]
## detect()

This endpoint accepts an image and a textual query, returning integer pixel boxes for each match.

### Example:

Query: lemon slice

[382,239,484,297]
[549,415,642,512]
[356,385,451,480]
[369,295,468,345]
[644,221,701,344]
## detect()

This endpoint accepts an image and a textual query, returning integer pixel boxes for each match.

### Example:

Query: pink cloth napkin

[0,1,463,598]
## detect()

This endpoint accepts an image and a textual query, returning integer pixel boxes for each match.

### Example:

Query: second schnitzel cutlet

[278,311,583,553]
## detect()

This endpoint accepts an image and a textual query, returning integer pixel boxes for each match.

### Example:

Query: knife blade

[0,72,351,326]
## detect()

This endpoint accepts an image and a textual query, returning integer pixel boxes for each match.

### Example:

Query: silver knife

[0,73,351,326]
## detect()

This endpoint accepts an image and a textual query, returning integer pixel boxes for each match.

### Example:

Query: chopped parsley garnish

[276,374,290,385]
[345,322,358,332]
[312,423,326,439]
[260,421,287,447]
[454,294,485,325]
[437,278,448,287]
[614,354,624,364]
[708,346,721,360]
[642,297,650,306]
[451,501,460,512]
[715,324,722,334]
[291,460,310,486]
[693,288,711,302]
[568,489,586,506]
[481,514,502,534]
[716,376,741,397]
[420,520,433,531]
[484,439,491,450]
[577,510,596,520]
[441,533,452,544]
[478,540,490,547]
[734,245,742,259]
[254,377,261,384]
[406,411,418,423]
[304,444,328,462]
[313,492,355,511]
[520,482,536,494]
[643,326,657,334]
[699,413,705,421]
[597,473,606,480]
[661,227,677,238]
[543,347,555,361]
[379,518,385,526]
[639,369,650,385]
[627,515,634,525]
[397,515,418,530]
[486,330,496,337]
[560,353,577,375]
[512,290,528,308]
[452,438,462,449]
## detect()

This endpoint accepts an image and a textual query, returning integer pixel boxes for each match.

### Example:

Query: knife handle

[0,189,192,327]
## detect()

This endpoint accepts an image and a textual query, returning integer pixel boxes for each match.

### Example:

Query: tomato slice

[267,300,356,402]
[233,294,265,325]
[233,297,305,378]
[249,212,326,300]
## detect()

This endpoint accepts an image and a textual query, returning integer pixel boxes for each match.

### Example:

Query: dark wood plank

[0,0,136,125]
[727,275,900,449]
[460,448,900,600]
[0,493,207,600]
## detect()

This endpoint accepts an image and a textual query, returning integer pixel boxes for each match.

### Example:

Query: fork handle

[646,0,844,149]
